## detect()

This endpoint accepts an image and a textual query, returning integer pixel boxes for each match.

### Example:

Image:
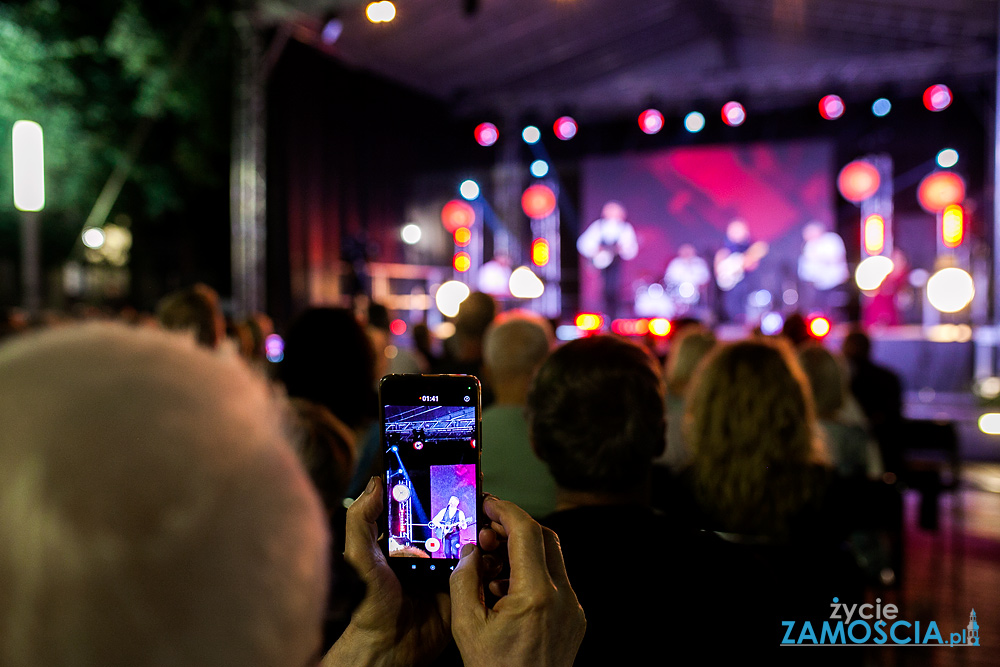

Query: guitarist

[428,495,468,559]
[714,219,768,323]
[577,201,639,318]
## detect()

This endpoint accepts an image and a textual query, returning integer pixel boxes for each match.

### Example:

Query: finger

[540,527,574,591]
[483,497,552,594]
[478,527,502,552]
[449,544,487,627]
[344,476,384,577]
[488,578,510,598]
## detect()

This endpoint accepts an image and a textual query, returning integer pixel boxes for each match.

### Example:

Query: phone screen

[379,374,481,575]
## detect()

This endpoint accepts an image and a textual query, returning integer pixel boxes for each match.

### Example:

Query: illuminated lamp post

[918,171,973,323]
[441,199,479,284]
[12,121,44,316]
[839,156,895,312]
[521,183,560,315]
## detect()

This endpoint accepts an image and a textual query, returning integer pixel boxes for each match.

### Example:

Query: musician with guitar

[428,495,469,559]
[577,201,639,317]
[714,219,769,323]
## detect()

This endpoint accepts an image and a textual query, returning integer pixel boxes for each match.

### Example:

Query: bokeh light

[82,227,106,249]
[917,171,966,213]
[683,112,705,133]
[864,214,885,255]
[459,179,480,200]
[531,238,550,266]
[530,159,550,178]
[639,109,664,135]
[474,122,498,147]
[721,101,746,127]
[435,280,471,317]
[936,148,959,168]
[553,116,577,140]
[453,227,472,247]
[441,199,476,232]
[509,266,544,299]
[872,98,892,117]
[575,313,603,331]
[855,255,894,291]
[522,125,541,144]
[390,319,407,336]
[923,84,953,112]
[366,1,396,23]
[819,95,845,120]
[521,184,557,219]
[453,252,472,273]
[926,268,974,313]
[838,160,881,202]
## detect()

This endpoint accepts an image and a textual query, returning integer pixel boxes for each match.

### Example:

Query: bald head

[483,314,552,405]
[0,323,328,667]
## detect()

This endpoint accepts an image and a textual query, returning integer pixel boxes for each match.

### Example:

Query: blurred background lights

[459,179,480,200]
[975,377,1000,400]
[923,84,952,111]
[453,251,472,272]
[721,101,746,127]
[366,1,396,23]
[683,111,705,133]
[530,159,549,178]
[321,18,344,44]
[926,267,974,313]
[82,227,106,249]
[864,214,885,255]
[917,171,966,212]
[390,319,407,336]
[521,184,557,219]
[638,109,664,134]
[936,148,959,168]
[453,227,472,247]
[474,122,498,147]
[509,266,545,299]
[12,120,45,212]
[575,313,603,331]
[521,125,541,144]
[435,280,471,317]
[819,94,845,120]
[761,312,784,335]
[648,318,671,336]
[872,98,892,117]
[808,316,831,338]
[400,223,421,244]
[440,199,475,232]
[855,255,895,291]
[942,204,964,248]
[978,413,1000,435]
[531,237,550,266]
[837,160,881,202]
[264,334,284,363]
[553,116,577,140]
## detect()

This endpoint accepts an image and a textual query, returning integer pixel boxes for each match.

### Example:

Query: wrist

[322,622,392,667]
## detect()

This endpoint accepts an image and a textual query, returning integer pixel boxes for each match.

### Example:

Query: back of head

[685,338,823,535]
[454,292,497,342]
[278,307,377,430]
[842,329,872,363]
[156,284,224,349]
[0,323,328,667]
[483,313,552,386]
[665,327,716,397]
[798,344,846,419]
[527,335,665,495]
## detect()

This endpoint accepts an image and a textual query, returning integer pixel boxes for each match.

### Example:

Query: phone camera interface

[385,404,477,560]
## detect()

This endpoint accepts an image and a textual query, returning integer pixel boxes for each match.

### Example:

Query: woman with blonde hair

[684,337,829,538]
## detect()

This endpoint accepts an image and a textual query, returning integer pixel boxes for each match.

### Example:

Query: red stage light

[917,171,966,213]
[923,84,952,112]
[453,252,472,272]
[531,238,550,266]
[390,318,407,336]
[454,227,472,247]
[808,316,831,338]
[864,214,885,255]
[575,313,603,331]
[837,160,880,203]
[649,318,671,337]
[721,101,746,127]
[474,122,499,146]
[521,184,557,219]
[942,204,964,248]
[638,109,664,135]
[553,116,578,140]
[441,199,476,233]
[819,95,845,120]
[611,319,649,336]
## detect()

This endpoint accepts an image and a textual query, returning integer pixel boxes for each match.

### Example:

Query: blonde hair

[0,323,328,667]
[684,338,827,536]
[665,327,716,397]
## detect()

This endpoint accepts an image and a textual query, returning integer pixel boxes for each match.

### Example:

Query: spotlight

[638,109,663,134]
[264,334,284,363]
[400,223,421,245]
[366,1,395,23]
[321,18,344,44]
[435,280,471,317]
[453,252,472,273]
[855,256,894,291]
[721,101,745,127]
[553,116,577,140]
[521,125,541,144]
[509,266,544,299]
[936,148,959,169]
[575,313,603,331]
[819,95,845,120]
[683,112,705,133]
[808,316,831,338]
[474,122,498,147]
[459,179,480,200]
[390,319,407,335]
[923,84,952,112]
[926,267,974,313]
[82,227,106,249]
[530,159,549,178]
[872,98,891,117]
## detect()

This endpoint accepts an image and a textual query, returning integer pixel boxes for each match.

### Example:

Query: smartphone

[379,374,482,583]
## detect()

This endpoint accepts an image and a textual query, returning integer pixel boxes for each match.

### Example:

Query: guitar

[431,517,476,540]
[714,241,769,291]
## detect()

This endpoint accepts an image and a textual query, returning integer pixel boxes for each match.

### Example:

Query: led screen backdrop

[579,140,835,315]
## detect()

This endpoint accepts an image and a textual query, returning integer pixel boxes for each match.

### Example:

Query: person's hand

[450,496,586,667]
[322,477,450,667]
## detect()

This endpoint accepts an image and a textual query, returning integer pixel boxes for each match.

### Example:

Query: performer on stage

[577,201,639,317]
[664,244,711,313]
[428,495,468,559]
[714,220,768,323]
[797,222,849,316]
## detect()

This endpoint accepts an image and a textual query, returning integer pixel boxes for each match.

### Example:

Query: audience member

[155,283,226,349]
[842,329,904,475]
[481,312,557,517]
[440,292,497,403]
[657,326,716,471]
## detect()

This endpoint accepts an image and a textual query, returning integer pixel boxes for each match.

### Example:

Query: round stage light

[809,316,831,338]
[837,160,880,203]
[522,125,541,144]
[683,111,705,133]
[819,95,845,120]
[390,318,407,336]
[649,318,671,336]
[521,184,557,219]
[453,227,472,247]
[936,148,959,169]
[459,179,480,200]
[553,116,577,140]
[575,313,603,331]
[530,159,549,178]
[917,171,966,213]
[392,484,410,502]
[366,1,395,23]
[435,280,471,317]
[453,251,472,273]
[531,237,550,266]
[721,101,746,127]
[976,377,1000,400]
[923,84,952,112]
[474,122,498,147]
[872,98,891,117]
[855,255,894,291]
[942,204,964,248]
[978,413,1000,435]
[264,334,284,363]
[639,109,664,135]
[927,267,974,313]
[761,312,784,335]
[400,223,421,245]
[82,227,106,249]
[441,199,476,232]
[509,266,544,299]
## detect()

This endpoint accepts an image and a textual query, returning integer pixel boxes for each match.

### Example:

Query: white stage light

[927,267,974,313]
[855,256,894,291]
[435,280,471,317]
[508,266,544,299]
